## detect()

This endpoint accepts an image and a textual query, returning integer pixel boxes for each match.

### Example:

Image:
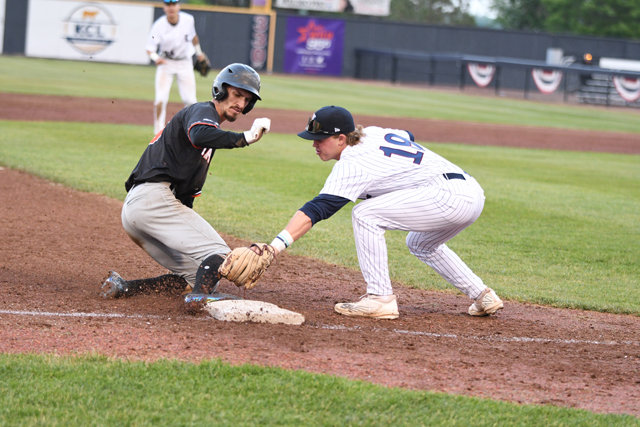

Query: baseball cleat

[100,271,128,299]
[184,292,242,305]
[468,288,504,316]
[184,292,242,314]
[334,294,399,319]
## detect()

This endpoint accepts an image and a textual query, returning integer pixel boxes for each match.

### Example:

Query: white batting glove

[244,118,271,144]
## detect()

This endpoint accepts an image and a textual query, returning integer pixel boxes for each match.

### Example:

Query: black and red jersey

[125,101,247,206]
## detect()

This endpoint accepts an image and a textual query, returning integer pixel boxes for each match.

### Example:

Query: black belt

[443,173,466,181]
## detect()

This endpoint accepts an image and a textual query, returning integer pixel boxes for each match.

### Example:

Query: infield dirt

[1,93,639,417]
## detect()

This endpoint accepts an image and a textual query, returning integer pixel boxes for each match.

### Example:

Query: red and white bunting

[612,75,640,102]
[532,68,563,94]
[467,63,496,88]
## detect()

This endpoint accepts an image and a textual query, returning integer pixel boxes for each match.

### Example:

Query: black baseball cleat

[100,271,129,299]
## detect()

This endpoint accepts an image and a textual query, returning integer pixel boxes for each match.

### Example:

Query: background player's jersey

[320,126,464,202]
[125,102,242,204]
[145,12,196,60]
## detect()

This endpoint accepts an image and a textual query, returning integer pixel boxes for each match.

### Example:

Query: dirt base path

[1,93,640,417]
[2,167,640,417]
[2,92,639,154]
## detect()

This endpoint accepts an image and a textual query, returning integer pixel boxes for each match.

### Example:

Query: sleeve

[178,193,194,209]
[188,124,247,149]
[145,20,161,53]
[299,194,351,225]
[319,161,373,202]
[186,13,197,40]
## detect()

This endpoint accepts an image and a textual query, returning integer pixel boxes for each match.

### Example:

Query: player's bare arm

[274,211,313,254]
[146,50,166,65]
[192,35,205,62]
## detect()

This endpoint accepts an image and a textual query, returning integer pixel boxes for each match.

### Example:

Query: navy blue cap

[297,106,355,140]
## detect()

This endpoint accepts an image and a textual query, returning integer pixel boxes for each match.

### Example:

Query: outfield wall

[2,0,273,71]
[2,0,640,90]
[0,0,5,54]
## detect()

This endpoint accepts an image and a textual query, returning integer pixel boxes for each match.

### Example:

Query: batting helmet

[212,63,261,114]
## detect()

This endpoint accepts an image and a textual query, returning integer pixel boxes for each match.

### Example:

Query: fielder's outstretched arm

[219,195,349,289]
[270,194,350,254]
[280,211,313,246]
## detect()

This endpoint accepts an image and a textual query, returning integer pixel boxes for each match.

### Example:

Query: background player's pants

[121,182,230,285]
[351,173,486,299]
[154,58,197,134]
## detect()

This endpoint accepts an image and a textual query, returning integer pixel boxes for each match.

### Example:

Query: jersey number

[379,133,424,164]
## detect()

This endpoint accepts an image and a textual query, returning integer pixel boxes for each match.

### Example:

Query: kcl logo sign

[63,4,117,55]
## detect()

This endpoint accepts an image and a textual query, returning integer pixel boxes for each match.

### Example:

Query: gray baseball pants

[121,182,230,285]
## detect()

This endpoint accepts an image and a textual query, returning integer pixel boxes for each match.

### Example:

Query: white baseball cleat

[468,288,504,316]
[334,294,399,319]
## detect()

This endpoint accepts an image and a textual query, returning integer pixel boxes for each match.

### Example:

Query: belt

[443,173,466,181]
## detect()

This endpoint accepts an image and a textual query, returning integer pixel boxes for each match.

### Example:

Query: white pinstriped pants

[352,174,486,299]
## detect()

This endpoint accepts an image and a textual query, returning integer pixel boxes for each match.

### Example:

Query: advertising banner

[283,17,344,76]
[25,0,154,64]
[249,15,270,71]
[275,0,390,17]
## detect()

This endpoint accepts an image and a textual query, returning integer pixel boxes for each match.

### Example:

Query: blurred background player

[146,0,207,134]
[101,64,271,301]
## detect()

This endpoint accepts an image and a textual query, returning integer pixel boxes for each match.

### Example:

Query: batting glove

[244,118,271,144]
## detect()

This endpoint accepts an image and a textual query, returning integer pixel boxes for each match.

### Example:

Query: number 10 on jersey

[379,133,425,165]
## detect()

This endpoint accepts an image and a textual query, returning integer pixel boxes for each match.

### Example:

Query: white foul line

[1,309,637,347]
[315,323,638,346]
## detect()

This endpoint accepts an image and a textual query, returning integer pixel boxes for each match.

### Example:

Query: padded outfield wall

[271,12,640,89]
[3,0,640,90]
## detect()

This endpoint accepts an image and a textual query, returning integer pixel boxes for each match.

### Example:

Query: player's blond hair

[345,125,365,146]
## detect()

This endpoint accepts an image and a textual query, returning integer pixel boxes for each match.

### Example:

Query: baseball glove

[218,243,276,289]
[193,55,211,77]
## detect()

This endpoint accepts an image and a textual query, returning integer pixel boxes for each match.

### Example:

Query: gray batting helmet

[212,63,261,114]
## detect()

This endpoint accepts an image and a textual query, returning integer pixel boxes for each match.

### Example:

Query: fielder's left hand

[218,243,276,289]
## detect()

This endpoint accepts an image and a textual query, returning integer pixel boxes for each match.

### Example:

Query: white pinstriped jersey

[146,12,197,60]
[320,126,465,202]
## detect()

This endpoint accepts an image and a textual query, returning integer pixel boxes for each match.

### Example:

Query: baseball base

[205,300,305,325]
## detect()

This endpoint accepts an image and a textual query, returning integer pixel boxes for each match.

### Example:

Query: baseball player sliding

[101,64,271,301]
[146,0,208,134]
[221,106,503,319]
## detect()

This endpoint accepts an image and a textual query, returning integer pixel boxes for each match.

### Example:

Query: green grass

[2,55,640,132]
[1,354,637,427]
[2,54,640,424]
[1,120,638,314]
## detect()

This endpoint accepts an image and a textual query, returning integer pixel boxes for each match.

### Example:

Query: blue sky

[468,0,497,18]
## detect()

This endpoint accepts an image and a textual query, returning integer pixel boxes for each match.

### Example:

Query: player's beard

[222,107,242,122]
